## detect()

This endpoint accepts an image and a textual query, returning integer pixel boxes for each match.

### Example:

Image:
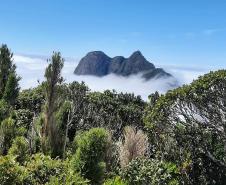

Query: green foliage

[14,109,33,131]
[42,52,64,157]
[48,83,145,147]
[47,166,89,185]
[0,155,29,185]
[0,154,87,185]
[1,45,226,184]
[63,81,89,142]
[3,72,20,105]
[0,153,88,185]
[144,70,226,184]
[0,117,16,155]
[83,90,145,140]
[0,99,10,122]
[121,157,180,185]
[104,176,128,185]
[25,153,64,184]
[0,44,20,105]
[16,85,45,114]
[23,153,89,185]
[56,100,71,132]
[47,175,88,185]
[72,128,111,184]
[8,136,29,164]
[0,115,27,155]
[0,44,14,97]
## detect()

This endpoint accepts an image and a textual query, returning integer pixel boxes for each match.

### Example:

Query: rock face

[74,51,111,76]
[74,50,172,80]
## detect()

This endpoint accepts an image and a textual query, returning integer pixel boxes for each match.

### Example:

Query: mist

[14,54,212,100]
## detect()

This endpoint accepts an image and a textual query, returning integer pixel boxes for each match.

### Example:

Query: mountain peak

[129,50,144,59]
[86,51,107,56]
[74,51,111,76]
[85,51,110,60]
[74,50,172,80]
[131,50,142,56]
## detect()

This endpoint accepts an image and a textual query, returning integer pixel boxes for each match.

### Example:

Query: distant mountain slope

[74,50,172,80]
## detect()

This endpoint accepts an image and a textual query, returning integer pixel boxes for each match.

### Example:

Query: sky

[0,0,225,99]
[0,0,225,66]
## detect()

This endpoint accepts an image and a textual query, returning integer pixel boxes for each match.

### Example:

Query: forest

[0,44,226,185]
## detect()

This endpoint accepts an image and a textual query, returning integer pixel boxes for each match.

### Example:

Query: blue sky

[0,0,226,68]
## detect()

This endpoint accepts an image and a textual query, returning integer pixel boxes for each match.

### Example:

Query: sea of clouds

[14,54,214,100]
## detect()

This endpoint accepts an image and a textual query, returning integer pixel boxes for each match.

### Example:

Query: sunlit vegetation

[0,44,226,184]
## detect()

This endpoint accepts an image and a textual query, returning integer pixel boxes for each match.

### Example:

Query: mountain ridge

[74,50,172,80]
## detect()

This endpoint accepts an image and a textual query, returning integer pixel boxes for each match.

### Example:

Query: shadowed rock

[74,50,172,80]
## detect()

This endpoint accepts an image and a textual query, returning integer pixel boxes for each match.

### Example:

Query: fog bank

[14,55,213,100]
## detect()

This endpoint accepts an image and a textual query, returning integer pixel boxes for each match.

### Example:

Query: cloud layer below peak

[14,54,214,100]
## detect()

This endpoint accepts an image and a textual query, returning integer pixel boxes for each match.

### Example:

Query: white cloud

[71,74,177,100]
[14,54,215,100]
[159,64,212,85]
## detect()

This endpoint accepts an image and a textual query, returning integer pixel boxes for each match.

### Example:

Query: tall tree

[3,72,20,105]
[0,44,20,104]
[42,52,64,157]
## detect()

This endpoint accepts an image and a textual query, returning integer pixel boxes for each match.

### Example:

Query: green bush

[0,116,27,155]
[0,155,29,185]
[47,167,89,185]
[25,153,64,184]
[3,72,21,105]
[104,176,128,185]
[72,128,111,184]
[16,86,45,114]
[121,157,180,185]
[14,109,34,130]
[0,153,88,185]
[0,117,16,155]
[8,136,29,164]
[0,100,9,122]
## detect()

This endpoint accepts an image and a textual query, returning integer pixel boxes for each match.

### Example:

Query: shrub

[14,109,34,130]
[3,72,21,105]
[16,86,45,114]
[25,153,64,184]
[0,117,16,155]
[8,136,29,164]
[104,176,128,185]
[0,155,29,184]
[105,140,120,178]
[119,126,149,168]
[0,100,9,122]
[72,128,111,184]
[47,167,89,185]
[121,157,180,185]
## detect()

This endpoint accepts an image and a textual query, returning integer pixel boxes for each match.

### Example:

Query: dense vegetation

[0,44,225,184]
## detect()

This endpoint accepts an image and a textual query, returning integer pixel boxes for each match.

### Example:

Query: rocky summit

[74,50,172,80]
